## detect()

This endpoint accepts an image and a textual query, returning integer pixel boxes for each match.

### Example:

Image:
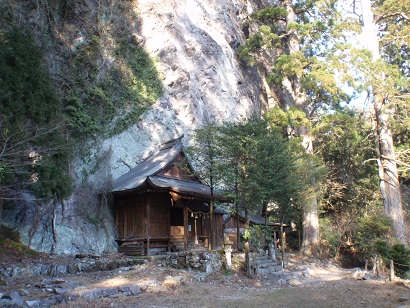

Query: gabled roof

[112,139,183,193]
[112,137,229,202]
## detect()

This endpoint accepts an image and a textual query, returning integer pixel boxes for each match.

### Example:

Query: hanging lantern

[191,212,194,217]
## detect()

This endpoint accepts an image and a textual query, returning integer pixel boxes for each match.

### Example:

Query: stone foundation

[165,251,222,273]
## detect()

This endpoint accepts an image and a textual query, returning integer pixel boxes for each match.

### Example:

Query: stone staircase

[250,252,283,277]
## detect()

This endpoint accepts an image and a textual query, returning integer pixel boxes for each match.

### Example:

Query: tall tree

[239,0,351,256]
[218,116,300,273]
[186,124,223,250]
[218,117,265,275]
[353,0,409,244]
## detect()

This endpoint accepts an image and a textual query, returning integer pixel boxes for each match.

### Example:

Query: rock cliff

[97,0,267,181]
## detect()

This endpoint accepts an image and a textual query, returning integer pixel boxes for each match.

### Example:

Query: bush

[389,243,410,278]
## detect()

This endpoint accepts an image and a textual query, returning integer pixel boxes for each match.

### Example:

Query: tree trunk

[301,198,319,256]
[361,0,407,245]
[0,191,3,231]
[51,198,58,255]
[244,208,251,277]
[235,181,240,251]
[209,196,215,250]
[281,0,320,256]
[280,218,285,267]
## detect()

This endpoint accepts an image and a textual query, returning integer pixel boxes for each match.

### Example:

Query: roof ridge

[160,135,184,149]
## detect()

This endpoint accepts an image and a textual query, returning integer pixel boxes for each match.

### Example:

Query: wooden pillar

[146,194,150,255]
[184,207,188,250]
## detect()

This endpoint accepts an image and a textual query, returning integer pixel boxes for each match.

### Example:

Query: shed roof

[228,211,282,227]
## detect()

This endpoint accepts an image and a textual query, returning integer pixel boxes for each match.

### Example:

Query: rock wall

[3,0,270,255]
[92,0,267,182]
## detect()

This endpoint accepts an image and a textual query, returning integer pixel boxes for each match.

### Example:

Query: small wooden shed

[112,137,227,255]
[224,212,284,251]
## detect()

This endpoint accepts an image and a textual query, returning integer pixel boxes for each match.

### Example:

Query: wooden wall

[115,194,147,239]
[149,193,170,237]
[115,191,225,248]
[225,216,245,230]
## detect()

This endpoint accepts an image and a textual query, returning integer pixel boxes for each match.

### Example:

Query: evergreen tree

[351,0,410,244]
[0,28,70,228]
[239,0,352,256]
[186,124,224,250]
[217,117,299,274]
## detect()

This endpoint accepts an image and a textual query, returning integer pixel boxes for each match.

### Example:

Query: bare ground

[2,251,410,308]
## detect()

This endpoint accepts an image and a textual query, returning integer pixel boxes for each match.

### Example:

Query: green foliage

[216,117,301,226]
[186,124,223,188]
[65,39,163,138]
[319,217,340,257]
[265,106,311,136]
[239,1,354,112]
[0,28,59,124]
[315,110,381,215]
[0,28,71,200]
[389,243,410,278]
[353,213,392,259]
[269,52,309,83]
[31,154,72,199]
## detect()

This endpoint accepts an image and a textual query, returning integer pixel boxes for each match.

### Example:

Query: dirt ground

[2,251,410,308]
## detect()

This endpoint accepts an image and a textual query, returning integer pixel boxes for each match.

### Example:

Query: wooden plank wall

[115,194,146,240]
[225,216,245,229]
[148,193,170,237]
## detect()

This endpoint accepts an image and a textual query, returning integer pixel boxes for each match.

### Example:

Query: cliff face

[96,0,266,181]
[2,0,269,255]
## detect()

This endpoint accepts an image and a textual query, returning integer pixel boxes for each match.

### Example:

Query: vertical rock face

[99,0,266,181]
[4,0,269,255]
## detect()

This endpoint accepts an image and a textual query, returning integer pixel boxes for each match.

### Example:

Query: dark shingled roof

[112,138,229,202]
[229,211,282,227]
[112,141,182,193]
[147,176,226,200]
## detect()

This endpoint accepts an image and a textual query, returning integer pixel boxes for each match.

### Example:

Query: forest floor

[1,242,410,308]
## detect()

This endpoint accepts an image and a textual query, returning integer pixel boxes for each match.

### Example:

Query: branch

[375,12,410,24]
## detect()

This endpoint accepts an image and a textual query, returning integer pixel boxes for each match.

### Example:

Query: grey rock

[130,285,141,295]
[4,291,24,307]
[0,298,13,307]
[25,300,41,308]
[54,287,70,295]
[118,286,131,296]
[19,289,30,296]
[101,287,117,298]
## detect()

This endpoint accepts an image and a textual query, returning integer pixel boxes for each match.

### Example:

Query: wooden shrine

[112,137,227,255]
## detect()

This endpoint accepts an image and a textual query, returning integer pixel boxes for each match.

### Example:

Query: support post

[194,215,198,245]
[146,194,150,256]
[184,207,188,250]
